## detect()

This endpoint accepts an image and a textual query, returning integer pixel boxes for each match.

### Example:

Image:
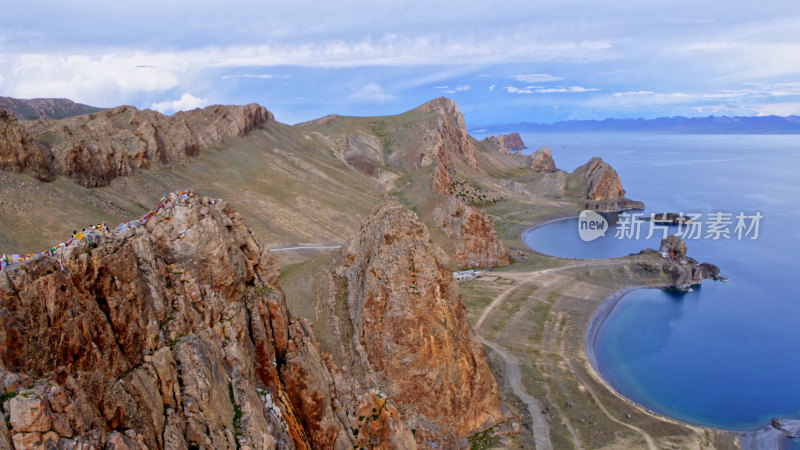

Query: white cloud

[348,83,395,102]
[613,90,655,96]
[754,102,800,116]
[435,84,470,94]
[220,73,291,80]
[150,93,208,113]
[512,73,564,83]
[489,84,495,91]
[505,85,598,94]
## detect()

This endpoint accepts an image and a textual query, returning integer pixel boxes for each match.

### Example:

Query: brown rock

[11,103,271,187]
[432,195,509,268]
[527,146,556,172]
[7,394,52,433]
[12,432,43,449]
[0,190,357,449]
[333,202,503,442]
[659,235,687,261]
[571,157,644,211]
[482,132,526,152]
[0,110,54,182]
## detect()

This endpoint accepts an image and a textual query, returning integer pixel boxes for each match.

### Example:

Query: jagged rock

[7,394,52,433]
[328,202,504,444]
[482,132,526,152]
[9,104,271,187]
[0,110,54,182]
[571,157,644,211]
[432,195,509,268]
[0,190,364,449]
[659,235,687,261]
[410,97,478,170]
[527,146,556,172]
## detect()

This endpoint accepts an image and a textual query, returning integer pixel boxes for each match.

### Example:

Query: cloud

[505,85,598,94]
[348,83,395,102]
[435,84,470,94]
[489,84,495,91]
[150,93,208,113]
[754,102,800,116]
[220,73,291,80]
[512,74,564,83]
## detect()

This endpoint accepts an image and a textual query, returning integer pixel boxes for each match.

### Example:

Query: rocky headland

[482,132,526,152]
[570,157,644,211]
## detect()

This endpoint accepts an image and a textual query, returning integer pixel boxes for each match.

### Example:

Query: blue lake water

[516,133,800,431]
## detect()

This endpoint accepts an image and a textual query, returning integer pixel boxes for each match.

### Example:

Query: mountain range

[472,114,800,134]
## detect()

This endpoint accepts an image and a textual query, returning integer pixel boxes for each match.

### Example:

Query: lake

[518,133,800,431]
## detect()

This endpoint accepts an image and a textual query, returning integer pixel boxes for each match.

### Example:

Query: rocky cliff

[409,97,478,171]
[298,202,504,446]
[5,104,271,187]
[0,97,103,121]
[482,132,526,152]
[526,146,556,172]
[432,195,509,267]
[0,110,54,182]
[571,157,644,211]
[0,191,412,449]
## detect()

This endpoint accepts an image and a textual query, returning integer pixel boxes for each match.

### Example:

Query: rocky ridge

[0,191,414,449]
[0,97,103,121]
[657,235,725,288]
[1,104,271,187]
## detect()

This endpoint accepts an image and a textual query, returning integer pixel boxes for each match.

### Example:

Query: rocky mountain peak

[482,132,527,152]
[333,201,504,442]
[528,146,557,172]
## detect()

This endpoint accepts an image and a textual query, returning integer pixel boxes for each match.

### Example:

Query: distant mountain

[0,96,104,120]
[471,115,800,134]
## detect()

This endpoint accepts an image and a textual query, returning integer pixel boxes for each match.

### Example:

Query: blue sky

[2,0,800,125]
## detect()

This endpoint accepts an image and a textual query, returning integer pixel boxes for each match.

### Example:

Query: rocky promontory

[482,132,526,152]
[634,235,724,289]
[526,146,556,172]
[2,103,271,188]
[570,157,644,211]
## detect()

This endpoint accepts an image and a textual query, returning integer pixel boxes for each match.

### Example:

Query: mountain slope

[0,97,104,121]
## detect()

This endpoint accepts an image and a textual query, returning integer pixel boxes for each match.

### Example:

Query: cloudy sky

[2,0,800,125]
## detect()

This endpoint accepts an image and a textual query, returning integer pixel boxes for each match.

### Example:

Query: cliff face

[432,195,509,267]
[10,104,271,187]
[409,97,478,171]
[0,110,54,182]
[527,146,556,172]
[0,191,410,449]
[312,202,503,445]
[571,157,644,211]
[0,97,103,121]
[482,132,526,152]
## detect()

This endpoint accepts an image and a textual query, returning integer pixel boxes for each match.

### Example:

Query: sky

[2,1,800,125]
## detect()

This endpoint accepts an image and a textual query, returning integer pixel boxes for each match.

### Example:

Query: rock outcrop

[482,132,526,152]
[571,157,644,211]
[0,191,410,449]
[409,97,478,171]
[527,146,556,172]
[310,202,504,446]
[7,104,271,187]
[657,235,724,289]
[0,110,54,182]
[432,195,509,268]
[0,97,103,121]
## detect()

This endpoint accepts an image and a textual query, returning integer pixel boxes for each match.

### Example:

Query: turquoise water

[518,134,800,431]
